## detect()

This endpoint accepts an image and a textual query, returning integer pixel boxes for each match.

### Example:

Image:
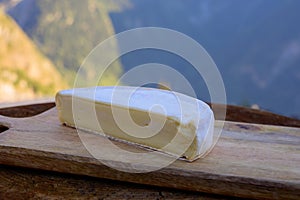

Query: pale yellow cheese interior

[55,86,214,161]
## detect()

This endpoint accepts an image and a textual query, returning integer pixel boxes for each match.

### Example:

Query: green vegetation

[1,68,57,95]
[9,0,129,86]
[0,11,67,102]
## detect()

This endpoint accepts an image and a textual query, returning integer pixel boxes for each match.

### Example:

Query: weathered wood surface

[0,105,299,199]
[1,165,227,200]
[0,103,227,200]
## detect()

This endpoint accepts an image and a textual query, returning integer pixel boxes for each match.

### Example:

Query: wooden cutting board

[0,108,299,199]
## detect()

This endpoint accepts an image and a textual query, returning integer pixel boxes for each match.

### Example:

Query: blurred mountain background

[0,0,299,117]
[0,9,66,102]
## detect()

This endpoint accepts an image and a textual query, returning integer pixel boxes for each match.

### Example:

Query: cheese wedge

[55,86,214,161]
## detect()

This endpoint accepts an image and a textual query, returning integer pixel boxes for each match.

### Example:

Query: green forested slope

[0,11,67,102]
[8,0,129,85]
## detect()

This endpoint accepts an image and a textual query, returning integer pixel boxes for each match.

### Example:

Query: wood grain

[1,165,229,200]
[1,101,299,127]
[0,108,299,199]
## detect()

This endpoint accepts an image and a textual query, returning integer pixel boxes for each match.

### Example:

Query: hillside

[7,0,128,85]
[0,11,67,102]
[4,0,300,117]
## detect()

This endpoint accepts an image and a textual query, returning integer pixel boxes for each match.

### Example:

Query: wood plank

[0,108,299,199]
[0,165,226,200]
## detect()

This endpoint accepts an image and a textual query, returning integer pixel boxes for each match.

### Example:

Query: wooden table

[0,102,299,199]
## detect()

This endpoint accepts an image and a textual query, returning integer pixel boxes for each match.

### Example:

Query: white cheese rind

[55,86,214,161]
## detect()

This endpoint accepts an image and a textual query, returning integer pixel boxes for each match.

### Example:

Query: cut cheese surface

[55,86,214,161]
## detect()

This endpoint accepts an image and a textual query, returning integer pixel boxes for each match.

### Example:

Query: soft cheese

[55,86,214,161]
